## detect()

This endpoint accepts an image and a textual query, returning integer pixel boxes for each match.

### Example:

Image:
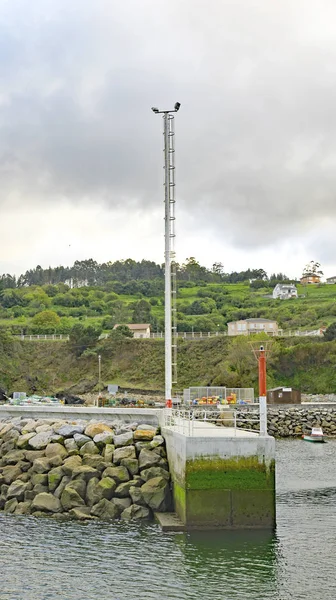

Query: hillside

[1,334,336,396]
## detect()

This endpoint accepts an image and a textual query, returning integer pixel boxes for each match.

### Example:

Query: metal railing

[13,329,324,342]
[183,386,255,404]
[164,402,267,436]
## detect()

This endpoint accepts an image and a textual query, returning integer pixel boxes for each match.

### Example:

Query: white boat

[302,427,326,443]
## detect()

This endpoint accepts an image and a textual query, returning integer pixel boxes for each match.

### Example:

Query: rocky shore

[0,418,171,520]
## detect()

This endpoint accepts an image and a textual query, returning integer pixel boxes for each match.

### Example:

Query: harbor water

[1,439,336,600]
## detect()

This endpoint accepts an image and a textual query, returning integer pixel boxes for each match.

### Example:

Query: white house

[272,284,298,300]
[228,318,279,336]
[326,276,336,284]
[113,324,151,338]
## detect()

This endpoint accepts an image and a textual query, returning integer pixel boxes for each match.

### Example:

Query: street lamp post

[98,354,102,398]
[152,102,181,408]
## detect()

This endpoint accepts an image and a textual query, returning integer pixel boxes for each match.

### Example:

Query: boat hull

[302,435,326,443]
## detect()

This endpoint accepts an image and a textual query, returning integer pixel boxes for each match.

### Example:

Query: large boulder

[61,485,85,510]
[31,473,48,487]
[48,467,64,492]
[91,498,119,519]
[4,498,18,513]
[14,501,32,515]
[112,497,131,512]
[70,507,96,520]
[140,467,170,482]
[81,455,107,471]
[84,423,114,438]
[138,449,162,471]
[120,458,139,476]
[54,424,85,437]
[93,431,114,448]
[28,431,55,450]
[54,475,71,499]
[114,479,141,498]
[32,493,62,513]
[113,446,136,465]
[2,450,26,465]
[121,504,151,520]
[7,480,29,501]
[103,444,115,463]
[79,441,99,456]
[45,443,68,460]
[102,465,130,484]
[25,450,45,463]
[73,433,92,448]
[150,435,165,448]
[16,433,36,449]
[113,431,133,448]
[133,429,156,442]
[129,486,146,506]
[63,455,82,476]
[72,465,100,482]
[65,479,86,499]
[141,477,171,512]
[32,457,51,474]
[86,477,116,506]
[64,438,79,455]
[2,465,22,484]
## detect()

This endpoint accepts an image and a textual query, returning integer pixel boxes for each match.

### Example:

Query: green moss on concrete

[231,490,275,528]
[186,457,275,491]
[186,489,232,527]
[173,481,186,523]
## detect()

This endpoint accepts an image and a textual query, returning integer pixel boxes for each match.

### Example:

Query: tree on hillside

[68,324,102,357]
[31,310,61,333]
[110,325,134,340]
[323,322,336,341]
[131,299,152,323]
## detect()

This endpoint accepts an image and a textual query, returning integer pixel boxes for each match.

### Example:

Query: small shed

[267,387,301,405]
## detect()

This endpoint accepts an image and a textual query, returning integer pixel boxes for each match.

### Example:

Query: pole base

[165,399,172,408]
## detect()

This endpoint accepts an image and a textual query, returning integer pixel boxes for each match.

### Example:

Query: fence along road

[14,329,324,342]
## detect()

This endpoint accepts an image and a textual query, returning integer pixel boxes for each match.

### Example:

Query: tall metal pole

[163,113,172,406]
[259,345,267,436]
[152,102,180,409]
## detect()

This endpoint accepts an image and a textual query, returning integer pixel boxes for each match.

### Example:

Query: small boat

[302,427,326,443]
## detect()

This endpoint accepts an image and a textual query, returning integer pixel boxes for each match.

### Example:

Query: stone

[137,424,157,433]
[93,432,114,447]
[103,444,115,462]
[33,484,49,494]
[55,424,85,437]
[113,431,134,448]
[102,465,130,484]
[50,435,65,444]
[91,498,119,519]
[31,473,48,487]
[140,467,170,482]
[141,477,171,512]
[48,467,64,492]
[7,480,29,501]
[70,507,96,520]
[21,420,38,434]
[135,441,151,453]
[152,447,167,458]
[114,480,141,498]
[138,449,162,470]
[32,493,62,513]
[84,423,114,438]
[25,450,45,463]
[121,504,151,521]
[73,433,92,448]
[4,498,18,513]
[63,455,82,475]
[2,465,22,484]
[64,439,78,454]
[16,472,31,483]
[45,443,68,460]
[133,429,156,442]
[85,477,116,506]
[2,450,26,465]
[61,486,85,510]
[120,458,139,476]
[113,446,136,465]
[66,479,86,499]
[72,465,100,482]
[0,423,13,437]
[14,501,32,515]
[32,457,51,474]
[28,431,54,450]
[35,424,53,434]
[16,433,36,449]
[150,435,165,448]
[79,441,99,456]
[129,486,146,506]
[24,490,36,502]
[54,476,71,499]
[112,497,131,511]
[81,455,107,471]
[48,455,64,468]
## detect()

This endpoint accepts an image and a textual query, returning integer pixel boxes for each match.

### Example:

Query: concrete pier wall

[162,427,275,530]
[0,406,160,426]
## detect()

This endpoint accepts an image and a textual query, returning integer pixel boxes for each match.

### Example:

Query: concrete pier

[162,420,275,530]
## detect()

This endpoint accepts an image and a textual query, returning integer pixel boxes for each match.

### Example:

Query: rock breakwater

[0,417,172,520]
[235,406,336,437]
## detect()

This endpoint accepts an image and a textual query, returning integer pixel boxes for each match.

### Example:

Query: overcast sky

[1,0,336,279]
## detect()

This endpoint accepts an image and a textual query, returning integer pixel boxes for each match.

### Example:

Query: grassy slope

[2,335,336,395]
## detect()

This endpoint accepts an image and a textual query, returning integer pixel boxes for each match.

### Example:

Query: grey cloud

[1,0,336,252]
